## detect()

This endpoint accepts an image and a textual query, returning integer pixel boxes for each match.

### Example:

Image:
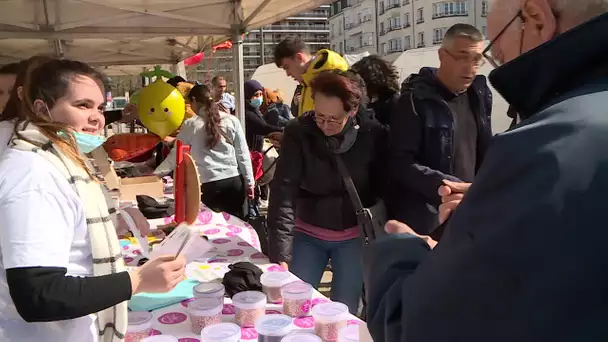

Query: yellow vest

[298,49,349,116]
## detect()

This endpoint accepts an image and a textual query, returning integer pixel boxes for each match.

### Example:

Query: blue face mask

[250,97,263,108]
[59,131,106,153]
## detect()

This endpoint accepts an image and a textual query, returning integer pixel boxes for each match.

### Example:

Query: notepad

[128,279,199,312]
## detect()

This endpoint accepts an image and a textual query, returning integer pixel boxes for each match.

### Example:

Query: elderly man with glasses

[364,0,608,341]
[386,23,493,240]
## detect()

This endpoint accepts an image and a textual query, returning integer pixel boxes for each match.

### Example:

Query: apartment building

[330,0,489,62]
[329,0,378,56]
[196,6,331,85]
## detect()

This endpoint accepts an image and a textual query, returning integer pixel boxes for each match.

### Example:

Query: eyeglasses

[483,10,524,68]
[314,115,345,126]
[444,49,486,67]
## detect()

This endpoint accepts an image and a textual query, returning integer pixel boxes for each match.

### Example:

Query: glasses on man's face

[314,114,345,126]
[483,10,524,68]
[444,49,485,67]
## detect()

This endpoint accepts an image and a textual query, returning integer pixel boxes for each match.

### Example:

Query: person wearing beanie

[243,79,282,152]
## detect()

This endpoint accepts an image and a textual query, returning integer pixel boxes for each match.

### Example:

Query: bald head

[487,0,608,66]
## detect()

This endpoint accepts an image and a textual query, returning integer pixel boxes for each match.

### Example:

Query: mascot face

[138,79,185,138]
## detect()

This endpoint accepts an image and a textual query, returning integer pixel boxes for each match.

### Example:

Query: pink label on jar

[181,298,196,307]
[301,300,312,313]
[241,327,258,340]
[203,228,221,235]
[293,316,315,329]
[158,312,187,324]
[222,304,235,314]
[212,238,230,244]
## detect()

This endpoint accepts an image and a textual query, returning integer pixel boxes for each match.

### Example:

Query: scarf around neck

[10,123,127,342]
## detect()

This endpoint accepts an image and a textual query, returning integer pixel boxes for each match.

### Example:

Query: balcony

[416,17,424,24]
[386,2,401,10]
[386,46,403,54]
[402,0,410,4]
[263,23,329,31]
[432,11,468,19]
[433,38,443,45]
[417,42,426,48]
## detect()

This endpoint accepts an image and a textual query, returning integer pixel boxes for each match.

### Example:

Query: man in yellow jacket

[274,37,348,116]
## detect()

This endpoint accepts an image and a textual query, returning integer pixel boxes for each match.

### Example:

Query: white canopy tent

[392,44,511,133]
[0,0,333,125]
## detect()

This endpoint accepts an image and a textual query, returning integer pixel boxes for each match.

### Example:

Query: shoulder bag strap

[335,155,373,241]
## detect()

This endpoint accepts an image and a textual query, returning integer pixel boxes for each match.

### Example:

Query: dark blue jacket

[386,67,493,236]
[365,12,608,342]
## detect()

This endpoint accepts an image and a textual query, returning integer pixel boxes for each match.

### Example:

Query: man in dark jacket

[365,2,608,341]
[387,24,493,238]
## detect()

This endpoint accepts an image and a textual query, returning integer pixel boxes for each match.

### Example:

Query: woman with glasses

[266,70,388,314]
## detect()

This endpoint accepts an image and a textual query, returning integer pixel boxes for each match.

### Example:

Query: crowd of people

[0,0,608,340]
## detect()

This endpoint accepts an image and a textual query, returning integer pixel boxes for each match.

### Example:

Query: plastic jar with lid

[311,302,349,342]
[338,325,359,342]
[141,336,179,342]
[188,297,223,334]
[281,333,323,342]
[194,282,226,305]
[281,281,313,317]
[255,314,293,342]
[232,291,267,327]
[126,311,153,342]
[260,271,292,303]
[201,322,241,342]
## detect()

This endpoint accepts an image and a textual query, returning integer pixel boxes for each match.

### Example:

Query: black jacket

[264,102,293,128]
[266,113,388,263]
[244,103,282,152]
[367,91,399,127]
[365,13,608,342]
[386,67,493,236]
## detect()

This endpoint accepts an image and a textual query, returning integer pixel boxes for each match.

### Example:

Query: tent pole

[232,0,245,128]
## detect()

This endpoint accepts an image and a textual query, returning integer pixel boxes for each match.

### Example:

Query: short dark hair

[211,76,225,86]
[0,62,23,76]
[274,36,310,67]
[443,24,484,45]
[350,55,399,98]
[310,70,365,112]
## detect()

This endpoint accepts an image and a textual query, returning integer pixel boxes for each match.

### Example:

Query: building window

[403,0,410,4]
[418,31,425,47]
[388,16,402,30]
[380,22,384,33]
[404,12,410,26]
[482,1,488,16]
[432,1,468,19]
[482,25,487,37]
[381,42,387,54]
[339,41,344,54]
[433,27,447,44]
[379,1,385,14]
[404,35,411,49]
[388,38,402,53]
[416,7,424,23]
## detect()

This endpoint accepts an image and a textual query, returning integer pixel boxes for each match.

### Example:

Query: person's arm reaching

[245,109,283,136]
[266,121,303,263]
[231,118,255,188]
[389,92,461,205]
[154,119,195,176]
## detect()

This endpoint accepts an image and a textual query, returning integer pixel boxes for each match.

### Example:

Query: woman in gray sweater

[155,84,254,219]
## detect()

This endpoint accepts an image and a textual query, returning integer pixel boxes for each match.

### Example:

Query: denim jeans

[290,231,363,314]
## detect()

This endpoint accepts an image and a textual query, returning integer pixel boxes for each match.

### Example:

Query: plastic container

[338,325,359,342]
[188,297,224,334]
[232,291,267,327]
[126,311,153,342]
[194,282,226,305]
[255,314,293,342]
[311,302,349,342]
[281,281,313,317]
[201,322,241,342]
[260,272,292,303]
[141,336,179,342]
[281,333,323,342]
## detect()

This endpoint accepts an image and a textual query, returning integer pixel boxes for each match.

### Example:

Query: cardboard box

[91,148,164,201]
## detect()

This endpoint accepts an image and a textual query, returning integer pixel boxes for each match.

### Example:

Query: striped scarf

[11,123,127,342]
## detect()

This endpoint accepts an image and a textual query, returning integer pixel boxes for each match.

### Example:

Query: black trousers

[201,175,245,219]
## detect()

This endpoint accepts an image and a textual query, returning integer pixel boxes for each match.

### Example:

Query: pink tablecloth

[121,205,361,341]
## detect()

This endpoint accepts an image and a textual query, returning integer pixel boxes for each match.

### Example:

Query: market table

[120,204,363,341]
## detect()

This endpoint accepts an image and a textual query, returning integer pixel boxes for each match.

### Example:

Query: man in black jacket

[387,24,493,238]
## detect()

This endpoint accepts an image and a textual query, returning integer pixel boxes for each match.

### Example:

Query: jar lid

[281,333,323,342]
[194,282,225,296]
[232,291,267,309]
[338,325,359,341]
[281,281,312,295]
[260,271,292,287]
[254,314,293,336]
[141,336,179,342]
[189,297,223,315]
[201,322,241,342]
[128,311,153,326]
[311,302,349,322]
